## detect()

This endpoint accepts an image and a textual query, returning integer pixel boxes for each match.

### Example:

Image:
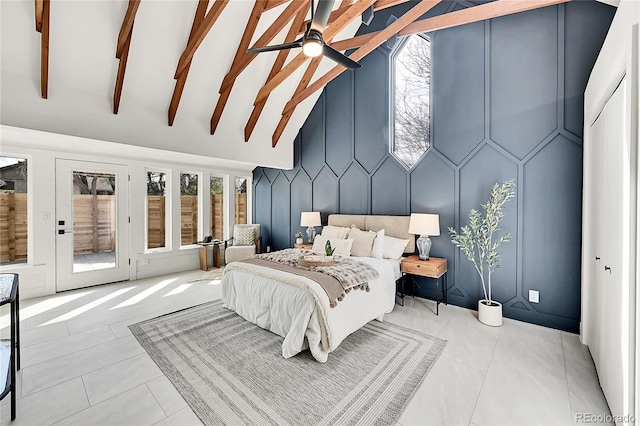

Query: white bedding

[221,256,396,363]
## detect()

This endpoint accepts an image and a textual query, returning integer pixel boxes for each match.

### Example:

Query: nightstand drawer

[401,256,447,278]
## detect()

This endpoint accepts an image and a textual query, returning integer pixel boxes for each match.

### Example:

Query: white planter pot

[296,238,304,244]
[478,300,503,327]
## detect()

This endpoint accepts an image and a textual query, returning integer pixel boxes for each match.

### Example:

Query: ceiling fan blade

[323,44,361,69]
[247,40,302,54]
[310,0,335,33]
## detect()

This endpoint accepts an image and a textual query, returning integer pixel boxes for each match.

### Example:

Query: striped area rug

[130,300,446,426]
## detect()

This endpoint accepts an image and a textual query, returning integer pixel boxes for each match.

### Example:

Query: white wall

[0,125,254,299]
[582,0,639,423]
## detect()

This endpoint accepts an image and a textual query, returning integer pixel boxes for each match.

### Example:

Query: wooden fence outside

[147,196,165,249]
[0,192,27,262]
[73,195,116,254]
[181,196,198,245]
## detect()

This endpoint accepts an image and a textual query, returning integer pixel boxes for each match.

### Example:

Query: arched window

[391,34,431,170]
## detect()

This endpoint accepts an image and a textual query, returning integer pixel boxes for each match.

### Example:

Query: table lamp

[300,212,321,243]
[408,213,440,260]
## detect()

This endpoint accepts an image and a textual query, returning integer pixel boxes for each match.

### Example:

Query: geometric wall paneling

[339,163,369,215]
[563,1,615,139]
[489,6,559,160]
[522,134,582,322]
[290,170,313,247]
[371,157,409,216]
[409,152,455,279]
[432,21,485,165]
[271,173,291,251]
[325,74,353,176]
[312,166,339,223]
[282,136,301,182]
[254,173,272,251]
[459,144,518,305]
[300,96,326,179]
[252,2,615,331]
[354,51,389,173]
[262,167,280,184]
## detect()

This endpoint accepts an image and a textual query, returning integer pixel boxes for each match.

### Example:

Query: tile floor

[0,270,612,426]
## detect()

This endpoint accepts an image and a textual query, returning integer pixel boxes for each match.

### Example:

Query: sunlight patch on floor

[41,287,135,326]
[111,278,178,309]
[0,290,94,330]
[164,283,192,296]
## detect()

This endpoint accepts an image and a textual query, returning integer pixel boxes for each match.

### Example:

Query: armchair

[224,224,262,264]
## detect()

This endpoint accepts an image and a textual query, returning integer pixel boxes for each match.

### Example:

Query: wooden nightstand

[294,243,313,250]
[400,255,448,315]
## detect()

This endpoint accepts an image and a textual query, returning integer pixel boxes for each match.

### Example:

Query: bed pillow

[369,229,385,259]
[321,225,349,239]
[234,227,255,246]
[383,235,410,260]
[311,235,353,256]
[349,227,377,257]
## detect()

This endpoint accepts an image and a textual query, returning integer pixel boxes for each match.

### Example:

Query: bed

[221,214,415,363]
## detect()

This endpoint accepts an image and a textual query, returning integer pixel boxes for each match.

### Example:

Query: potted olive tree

[448,180,515,326]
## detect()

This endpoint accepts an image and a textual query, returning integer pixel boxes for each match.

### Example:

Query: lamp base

[306,226,316,243]
[416,235,432,260]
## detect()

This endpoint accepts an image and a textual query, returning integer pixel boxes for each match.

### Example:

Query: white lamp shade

[300,211,321,227]
[408,213,440,236]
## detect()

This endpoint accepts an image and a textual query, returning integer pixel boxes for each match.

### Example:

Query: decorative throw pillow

[321,225,349,239]
[369,229,385,259]
[383,235,410,260]
[234,227,255,246]
[349,227,377,257]
[312,235,353,256]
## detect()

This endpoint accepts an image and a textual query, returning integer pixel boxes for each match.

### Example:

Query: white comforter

[221,256,396,363]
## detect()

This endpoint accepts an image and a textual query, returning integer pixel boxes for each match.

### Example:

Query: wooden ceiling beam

[275,0,442,144]
[116,0,140,59]
[113,0,141,114]
[210,0,269,134]
[398,0,570,37]
[329,32,374,51]
[218,0,309,93]
[113,28,132,114]
[34,0,43,32]
[168,0,209,126]
[254,0,376,106]
[244,7,308,141]
[174,0,230,79]
[372,0,412,11]
[39,0,50,98]
[264,0,291,11]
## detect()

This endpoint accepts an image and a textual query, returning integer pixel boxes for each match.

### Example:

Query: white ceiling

[0,1,360,169]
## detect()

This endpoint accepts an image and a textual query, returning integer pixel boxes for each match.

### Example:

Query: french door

[56,159,130,291]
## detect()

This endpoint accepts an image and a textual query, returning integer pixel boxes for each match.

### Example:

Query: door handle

[595,256,600,261]
[604,266,611,273]
[58,230,72,235]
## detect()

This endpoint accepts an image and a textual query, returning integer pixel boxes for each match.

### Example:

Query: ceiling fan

[247,0,361,69]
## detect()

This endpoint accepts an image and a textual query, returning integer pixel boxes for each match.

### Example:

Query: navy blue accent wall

[253,0,615,332]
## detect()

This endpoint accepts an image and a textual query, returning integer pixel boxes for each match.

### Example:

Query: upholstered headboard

[327,214,415,254]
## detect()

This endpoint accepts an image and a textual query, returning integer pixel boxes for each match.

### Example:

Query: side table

[197,241,223,270]
[294,243,313,250]
[0,273,19,421]
[400,255,448,315]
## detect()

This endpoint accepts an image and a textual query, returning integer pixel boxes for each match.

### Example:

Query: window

[146,171,167,249]
[180,172,199,246]
[392,34,431,170]
[235,177,248,225]
[210,176,224,241]
[0,156,27,264]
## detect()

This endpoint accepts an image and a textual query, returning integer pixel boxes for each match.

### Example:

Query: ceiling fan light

[302,39,323,58]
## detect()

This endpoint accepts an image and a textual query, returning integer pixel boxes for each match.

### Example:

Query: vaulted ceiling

[1,0,574,169]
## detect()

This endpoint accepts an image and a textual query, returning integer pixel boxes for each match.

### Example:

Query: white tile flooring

[0,270,611,426]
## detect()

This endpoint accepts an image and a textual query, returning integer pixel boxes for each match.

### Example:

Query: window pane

[72,171,116,272]
[235,178,247,225]
[0,157,27,264]
[180,173,198,245]
[393,35,431,170]
[147,171,166,249]
[210,176,224,241]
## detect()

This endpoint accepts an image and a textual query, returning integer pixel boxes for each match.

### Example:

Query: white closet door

[599,78,630,422]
